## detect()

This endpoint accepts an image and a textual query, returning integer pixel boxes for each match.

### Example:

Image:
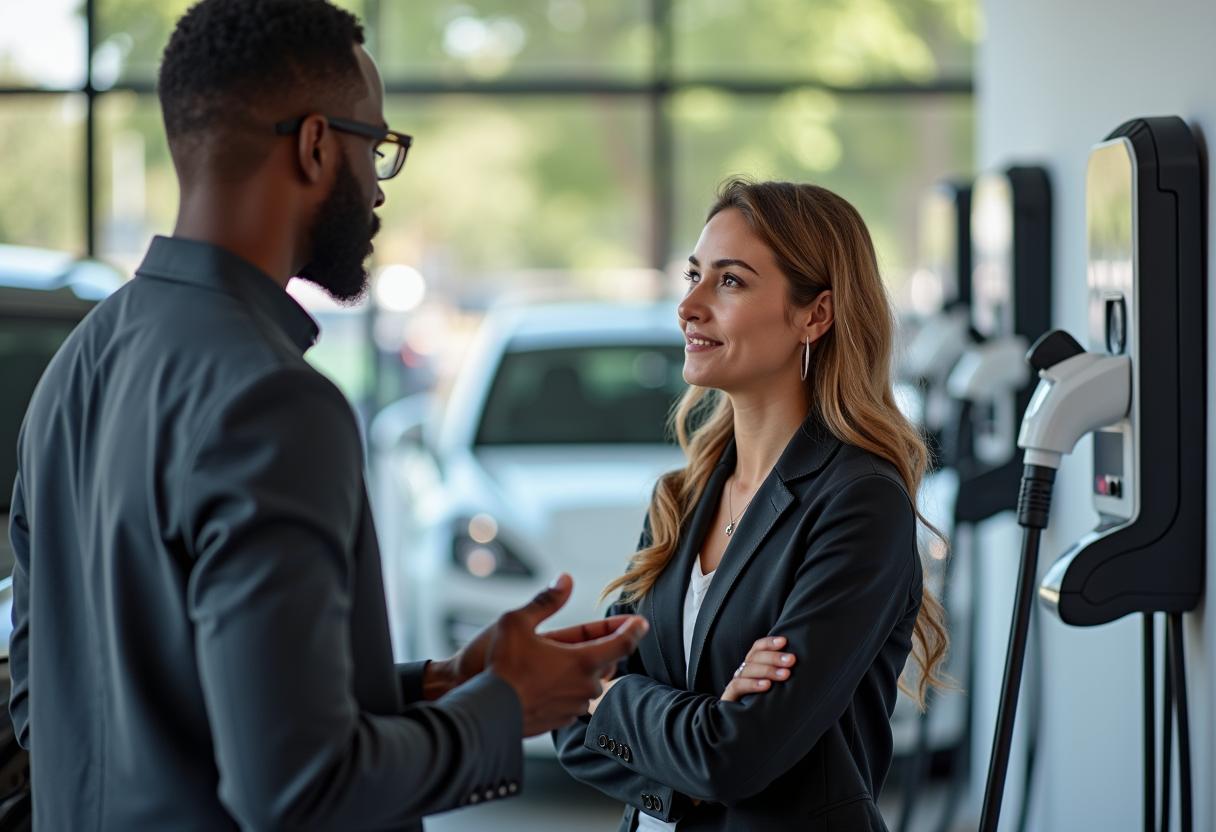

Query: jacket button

[654,795,664,812]
[642,794,654,810]
[622,746,632,762]
[597,734,608,748]
[607,739,617,753]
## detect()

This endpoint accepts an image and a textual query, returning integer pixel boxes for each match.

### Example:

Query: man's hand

[421,580,642,701]
[485,574,648,736]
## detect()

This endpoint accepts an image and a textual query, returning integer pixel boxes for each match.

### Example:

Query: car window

[475,343,686,445]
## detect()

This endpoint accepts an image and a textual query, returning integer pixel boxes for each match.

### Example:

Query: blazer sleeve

[182,368,522,830]
[7,469,31,749]
[552,514,691,824]
[580,473,918,806]
[397,661,429,705]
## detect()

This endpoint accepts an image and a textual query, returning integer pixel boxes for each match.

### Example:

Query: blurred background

[0,1,978,830]
[0,0,977,415]
[8,1,1216,831]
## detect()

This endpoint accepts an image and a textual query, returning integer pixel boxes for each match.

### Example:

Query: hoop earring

[801,337,811,381]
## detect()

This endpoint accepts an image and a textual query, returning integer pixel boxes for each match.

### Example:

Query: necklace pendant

[725,522,735,536]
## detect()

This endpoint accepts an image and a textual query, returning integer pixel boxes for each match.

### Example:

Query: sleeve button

[597,734,609,748]
[607,739,617,753]
[622,746,632,762]
[642,794,654,810]
[655,796,664,811]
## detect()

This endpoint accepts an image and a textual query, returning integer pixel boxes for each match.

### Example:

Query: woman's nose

[678,282,708,324]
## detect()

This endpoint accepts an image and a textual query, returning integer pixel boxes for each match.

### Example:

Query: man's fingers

[569,615,649,670]
[510,573,574,631]
[541,614,638,644]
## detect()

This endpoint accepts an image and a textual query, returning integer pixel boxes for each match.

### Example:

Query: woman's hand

[720,636,796,702]
[588,676,620,715]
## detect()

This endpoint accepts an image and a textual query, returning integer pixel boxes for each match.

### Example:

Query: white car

[370,302,687,712]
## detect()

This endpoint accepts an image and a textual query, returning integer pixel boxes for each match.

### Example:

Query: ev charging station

[939,165,1053,832]
[893,181,973,832]
[894,167,1052,832]
[980,116,1205,832]
[903,182,974,467]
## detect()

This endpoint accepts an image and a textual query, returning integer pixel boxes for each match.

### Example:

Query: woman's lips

[685,336,723,353]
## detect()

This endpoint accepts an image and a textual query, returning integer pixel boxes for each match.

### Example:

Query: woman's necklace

[726,477,754,537]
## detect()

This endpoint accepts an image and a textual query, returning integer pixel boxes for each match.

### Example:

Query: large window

[0,0,977,406]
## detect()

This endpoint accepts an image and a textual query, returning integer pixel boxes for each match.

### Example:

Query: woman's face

[678,208,827,394]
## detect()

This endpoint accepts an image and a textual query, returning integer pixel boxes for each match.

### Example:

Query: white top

[636,555,716,832]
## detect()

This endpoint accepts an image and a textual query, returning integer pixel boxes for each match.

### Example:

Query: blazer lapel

[648,449,734,687]
[685,411,838,689]
[685,471,794,689]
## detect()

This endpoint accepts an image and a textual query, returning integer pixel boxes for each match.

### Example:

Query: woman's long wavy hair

[602,178,950,709]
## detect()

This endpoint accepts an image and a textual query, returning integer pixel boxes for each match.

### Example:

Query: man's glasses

[274,115,413,181]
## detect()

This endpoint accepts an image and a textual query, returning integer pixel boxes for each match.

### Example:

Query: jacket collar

[650,409,841,688]
[135,235,319,354]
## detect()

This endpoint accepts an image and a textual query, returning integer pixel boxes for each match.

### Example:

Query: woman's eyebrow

[687,255,759,275]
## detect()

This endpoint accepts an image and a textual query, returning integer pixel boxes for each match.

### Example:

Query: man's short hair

[158,0,366,180]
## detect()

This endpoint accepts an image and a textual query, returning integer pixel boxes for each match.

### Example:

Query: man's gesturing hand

[486,574,648,736]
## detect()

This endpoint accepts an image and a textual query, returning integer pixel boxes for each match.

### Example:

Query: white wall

[975,1,1215,829]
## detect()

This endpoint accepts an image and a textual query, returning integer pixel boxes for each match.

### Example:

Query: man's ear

[294,114,330,185]
[803,290,834,343]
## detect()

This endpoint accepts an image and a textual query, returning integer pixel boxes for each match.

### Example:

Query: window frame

[0,0,974,265]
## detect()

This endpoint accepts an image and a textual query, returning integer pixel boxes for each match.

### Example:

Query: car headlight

[451,514,534,579]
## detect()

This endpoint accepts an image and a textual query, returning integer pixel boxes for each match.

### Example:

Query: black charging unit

[980,116,1205,832]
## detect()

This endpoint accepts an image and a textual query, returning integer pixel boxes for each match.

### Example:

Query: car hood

[472,445,683,513]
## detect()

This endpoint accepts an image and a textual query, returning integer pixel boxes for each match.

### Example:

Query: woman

[554,179,950,831]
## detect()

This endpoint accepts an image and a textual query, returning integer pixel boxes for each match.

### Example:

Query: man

[7,0,647,829]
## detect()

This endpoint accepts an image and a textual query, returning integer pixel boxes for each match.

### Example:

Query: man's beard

[297,153,380,304]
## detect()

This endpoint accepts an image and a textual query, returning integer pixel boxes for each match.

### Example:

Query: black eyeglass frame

[274,115,413,180]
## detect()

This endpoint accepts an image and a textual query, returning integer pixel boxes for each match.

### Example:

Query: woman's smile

[685,330,724,353]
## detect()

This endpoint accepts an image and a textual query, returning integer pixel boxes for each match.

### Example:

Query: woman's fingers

[721,677,774,702]
[739,649,797,670]
[735,662,791,681]
[720,636,795,702]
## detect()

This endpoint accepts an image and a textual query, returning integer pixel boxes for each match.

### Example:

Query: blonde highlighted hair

[602,178,950,709]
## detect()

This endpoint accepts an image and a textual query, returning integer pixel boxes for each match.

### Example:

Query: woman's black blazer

[554,414,922,831]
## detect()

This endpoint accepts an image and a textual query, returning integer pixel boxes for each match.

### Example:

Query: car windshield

[475,343,686,445]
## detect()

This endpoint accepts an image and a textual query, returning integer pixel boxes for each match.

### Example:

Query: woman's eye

[682,271,700,284]
[722,273,743,287]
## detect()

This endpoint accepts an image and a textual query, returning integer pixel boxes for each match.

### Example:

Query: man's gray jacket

[8,235,522,830]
